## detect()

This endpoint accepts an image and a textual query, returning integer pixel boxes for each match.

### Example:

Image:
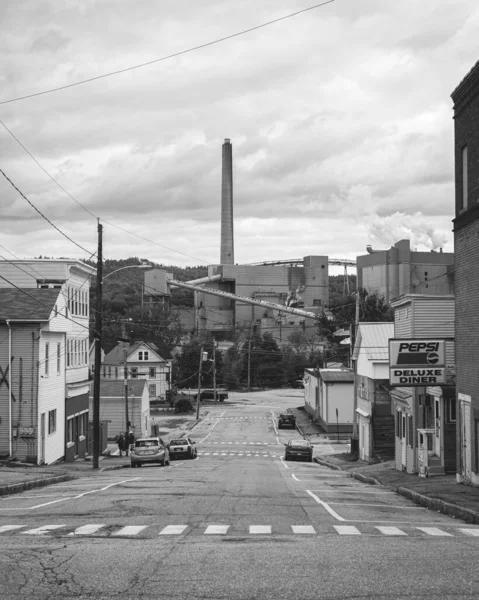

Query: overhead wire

[0,1,335,106]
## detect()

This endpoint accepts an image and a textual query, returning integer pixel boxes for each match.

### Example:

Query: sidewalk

[290,405,479,525]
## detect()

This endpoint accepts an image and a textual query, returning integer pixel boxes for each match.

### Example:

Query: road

[1,389,478,600]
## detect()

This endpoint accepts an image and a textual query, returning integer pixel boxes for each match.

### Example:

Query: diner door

[401,413,407,469]
[39,413,45,465]
[461,399,472,481]
[434,398,441,457]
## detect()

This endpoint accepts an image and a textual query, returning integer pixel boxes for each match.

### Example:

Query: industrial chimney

[220,138,234,265]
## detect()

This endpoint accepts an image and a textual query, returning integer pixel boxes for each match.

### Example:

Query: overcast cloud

[1,0,478,269]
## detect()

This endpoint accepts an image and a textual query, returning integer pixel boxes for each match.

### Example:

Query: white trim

[66,441,75,448]
[356,408,370,418]
[458,393,471,404]
[67,409,88,420]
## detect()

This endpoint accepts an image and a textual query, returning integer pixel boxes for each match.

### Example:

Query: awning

[356,408,370,418]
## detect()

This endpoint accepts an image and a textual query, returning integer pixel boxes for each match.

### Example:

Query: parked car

[130,437,170,468]
[284,439,313,462]
[290,379,305,389]
[197,389,228,402]
[168,436,198,460]
[278,413,296,429]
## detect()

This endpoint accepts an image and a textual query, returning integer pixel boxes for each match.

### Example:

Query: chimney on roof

[220,138,234,265]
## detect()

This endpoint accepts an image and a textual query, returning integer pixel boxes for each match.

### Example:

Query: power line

[0,1,335,106]
[0,168,94,255]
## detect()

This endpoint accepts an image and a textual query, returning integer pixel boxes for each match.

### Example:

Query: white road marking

[113,526,147,537]
[250,525,271,534]
[334,525,361,535]
[198,410,226,443]
[312,490,395,494]
[276,436,280,444]
[459,529,479,537]
[0,478,141,511]
[280,457,289,469]
[271,410,278,435]
[327,503,425,509]
[416,527,452,537]
[22,525,66,535]
[0,525,24,533]
[306,490,345,522]
[375,526,407,536]
[69,524,106,536]
[205,525,229,534]
[160,525,188,535]
[292,525,316,534]
[292,474,300,481]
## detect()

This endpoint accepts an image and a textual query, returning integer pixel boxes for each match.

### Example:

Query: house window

[57,342,61,374]
[138,351,149,361]
[313,299,322,306]
[108,367,112,378]
[396,410,402,438]
[45,343,49,376]
[67,340,70,367]
[149,384,157,397]
[446,397,456,423]
[67,418,74,443]
[138,351,143,361]
[115,367,118,379]
[131,367,138,379]
[103,366,106,377]
[149,367,156,379]
[461,145,468,210]
[48,409,57,435]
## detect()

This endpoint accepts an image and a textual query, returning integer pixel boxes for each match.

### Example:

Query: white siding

[325,383,354,426]
[38,332,65,465]
[412,297,454,337]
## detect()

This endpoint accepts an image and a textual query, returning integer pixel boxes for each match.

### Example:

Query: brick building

[451,60,479,486]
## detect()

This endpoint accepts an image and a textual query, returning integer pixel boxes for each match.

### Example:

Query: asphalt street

[1,389,478,600]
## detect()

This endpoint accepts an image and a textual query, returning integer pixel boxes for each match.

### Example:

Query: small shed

[89,379,150,440]
[304,368,355,433]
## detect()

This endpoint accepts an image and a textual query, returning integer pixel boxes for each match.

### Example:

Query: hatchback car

[168,437,197,460]
[278,413,296,429]
[284,439,313,462]
[130,437,170,468]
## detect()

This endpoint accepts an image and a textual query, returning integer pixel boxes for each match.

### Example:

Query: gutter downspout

[6,320,12,457]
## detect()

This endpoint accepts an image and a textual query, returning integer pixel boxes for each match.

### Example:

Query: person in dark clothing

[116,433,125,457]
[124,431,135,456]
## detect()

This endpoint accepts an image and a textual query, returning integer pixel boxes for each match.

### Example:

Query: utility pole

[92,221,103,469]
[196,346,204,420]
[122,319,129,433]
[212,337,217,403]
[351,288,361,450]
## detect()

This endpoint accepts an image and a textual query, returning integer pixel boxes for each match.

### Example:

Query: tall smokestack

[220,138,234,265]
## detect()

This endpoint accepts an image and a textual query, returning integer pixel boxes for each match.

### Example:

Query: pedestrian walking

[116,432,125,457]
[123,431,135,457]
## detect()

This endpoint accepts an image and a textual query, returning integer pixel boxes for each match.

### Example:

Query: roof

[319,369,354,383]
[103,340,170,365]
[352,322,394,362]
[89,379,147,397]
[451,59,479,103]
[0,288,60,321]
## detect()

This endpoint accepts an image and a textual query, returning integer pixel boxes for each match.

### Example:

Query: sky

[1,0,478,272]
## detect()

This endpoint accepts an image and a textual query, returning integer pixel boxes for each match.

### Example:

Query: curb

[396,486,479,524]
[314,457,479,523]
[0,474,74,497]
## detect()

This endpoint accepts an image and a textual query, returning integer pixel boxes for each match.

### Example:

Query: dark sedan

[284,439,313,462]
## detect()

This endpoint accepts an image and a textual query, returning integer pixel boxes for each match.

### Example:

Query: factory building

[357,239,454,304]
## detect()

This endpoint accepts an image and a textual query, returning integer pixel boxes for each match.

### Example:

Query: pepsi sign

[389,339,446,386]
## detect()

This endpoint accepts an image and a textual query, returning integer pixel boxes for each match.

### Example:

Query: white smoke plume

[369,211,448,250]
[336,185,449,251]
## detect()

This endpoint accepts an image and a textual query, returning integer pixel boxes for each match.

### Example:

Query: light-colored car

[130,437,170,468]
[167,436,197,460]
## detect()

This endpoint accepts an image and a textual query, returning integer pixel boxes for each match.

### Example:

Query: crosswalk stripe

[205,525,229,535]
[334,525,361,535]
[112,526,147,537]
[250,526,271,534]
[160,525,188,535]
[0,525,24,534]
[375,526,407,536]
[459,529,479,537]
[292,525,316,534]
[22,525,66,535]
[69,524,106,536]
[416,527,452,537]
